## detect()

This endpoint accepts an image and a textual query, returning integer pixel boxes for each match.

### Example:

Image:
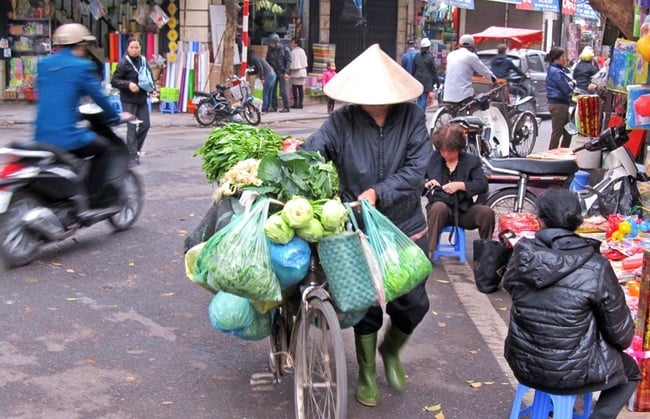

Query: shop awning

[471,26,543,49]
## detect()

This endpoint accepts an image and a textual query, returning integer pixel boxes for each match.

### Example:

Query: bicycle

[267,199,358,419]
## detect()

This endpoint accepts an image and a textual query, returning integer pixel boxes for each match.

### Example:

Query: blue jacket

[35,47,120,151]
[545,63,573,105]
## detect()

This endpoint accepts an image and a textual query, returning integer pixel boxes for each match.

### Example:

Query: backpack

[126,55,155,93]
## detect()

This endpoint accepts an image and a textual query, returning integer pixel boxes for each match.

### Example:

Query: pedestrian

[265,33,291,113]
[300,43,431,408]
[401,38,418,74]
[248,50,276,114]
[573,46,599,93]
[504,188,640,419]
[424,124,495,259]
[443,34,496,104]
[545,46,575,150]
[322,60,337,113]
[411,37,440,112]
[111,37,153,166]
[289,37,308,109]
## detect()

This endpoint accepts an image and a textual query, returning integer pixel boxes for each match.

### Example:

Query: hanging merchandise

[150,4,169,28]
[134,2,150,26]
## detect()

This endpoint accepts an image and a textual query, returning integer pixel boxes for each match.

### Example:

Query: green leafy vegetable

[194,124,285,183]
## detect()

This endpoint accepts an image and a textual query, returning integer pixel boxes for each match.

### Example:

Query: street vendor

[300,43,432,407]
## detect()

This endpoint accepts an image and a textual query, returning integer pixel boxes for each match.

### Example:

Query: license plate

[0,190,12,213]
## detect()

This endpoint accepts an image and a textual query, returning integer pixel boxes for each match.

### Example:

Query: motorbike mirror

[564,122,579,136]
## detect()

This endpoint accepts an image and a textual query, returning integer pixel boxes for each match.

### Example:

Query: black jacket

[301,103,431,236]
[573,60,599,91]
[504,228,634,395]
[490,54,524,79]
[412,51,440,93]
[425,151,488,213]
[266,44,291,76]
[111,55,150,105]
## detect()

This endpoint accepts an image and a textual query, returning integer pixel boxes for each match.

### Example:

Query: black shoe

[269,107,278,112]
[279,108,290,113]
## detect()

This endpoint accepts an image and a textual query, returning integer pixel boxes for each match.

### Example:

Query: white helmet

[459,34,474,47]
[420,38,431,48]
[53,23,96,46]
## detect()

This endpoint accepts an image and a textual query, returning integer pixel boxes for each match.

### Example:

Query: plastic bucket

[569,170,590,192]
[571,135,601,169]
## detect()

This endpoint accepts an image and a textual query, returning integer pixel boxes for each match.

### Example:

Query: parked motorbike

[193,74,261,127]
[0,104,144,268]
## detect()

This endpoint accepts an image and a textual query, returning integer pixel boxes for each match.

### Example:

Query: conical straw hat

[324,44,423,105]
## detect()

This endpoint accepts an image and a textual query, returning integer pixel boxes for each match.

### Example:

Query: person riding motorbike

[490,43,529,96]
[34,23,133,210]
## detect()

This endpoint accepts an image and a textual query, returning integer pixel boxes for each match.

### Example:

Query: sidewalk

[0,98,332,128]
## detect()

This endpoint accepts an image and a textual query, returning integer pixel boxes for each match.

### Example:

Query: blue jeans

[262,72,277,112]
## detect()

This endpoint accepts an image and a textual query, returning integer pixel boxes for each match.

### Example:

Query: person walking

[322,60,337,113]
[265,33,291,113]
[411,37,440,112]
[248,50,276,114]
[504,188,640,419]
[545,46,575,150]
[111,37,153,166]
[401,39,418,74]
[301,44,431,408]
[443,34,496,104]
[573,46,599,93]
[289,37,308,109]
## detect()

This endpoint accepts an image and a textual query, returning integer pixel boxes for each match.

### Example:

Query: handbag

[126,55,155,93]
[472,232,513,294]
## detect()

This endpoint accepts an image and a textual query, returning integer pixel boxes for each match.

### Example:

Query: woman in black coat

[111,37,153,166]
[425,124,495,258]
[504,188,640,419]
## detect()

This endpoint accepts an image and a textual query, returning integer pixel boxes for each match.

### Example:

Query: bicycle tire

[194,99,217,126]
[294,298,347,419]
[268,303,293,380]
[487,188,537,220]
[241,102,261,126]
[511,111,538,157]
[430,107,454,135]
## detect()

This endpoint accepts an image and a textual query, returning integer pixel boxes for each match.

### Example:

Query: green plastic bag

[207,198,282,304]
[361,200,432,302]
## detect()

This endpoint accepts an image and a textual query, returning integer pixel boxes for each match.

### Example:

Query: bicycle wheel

[194,100,217,126]
[511,111,538,157]
[241,102,261,126]
[294,298,347,419]
[430,107,454,135]
[487,188,537,221]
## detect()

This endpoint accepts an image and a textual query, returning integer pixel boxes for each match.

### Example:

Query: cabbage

[264,213,295,244]
[282,196,314,228]
[320,199,348,230]
[296,218,325,243]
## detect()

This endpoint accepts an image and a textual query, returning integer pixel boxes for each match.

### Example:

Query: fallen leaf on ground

[437,322,446,327]
[51,262,62,266]
[435,279,450,284]
[469,349,479,354]
[65,269,74,273]
[468,381,482,388]
[66,297,77,301]
[25,278,38,283]
[128,262,135,266]
[423,403,441,412]
[483,381,495,385]
[498,306,508,311]
[431,310,438,315]
[178,230,188,236]
[125,376,136,383]
[435,413,445,419]
[162,401,173,405]
[163,292,175,297]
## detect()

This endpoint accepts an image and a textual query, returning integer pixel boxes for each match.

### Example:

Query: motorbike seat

[10,140,80,170]
[488,157,578,176]
[451,116,485,132]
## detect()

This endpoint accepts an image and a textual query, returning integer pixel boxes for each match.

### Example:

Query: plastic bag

[268,236,311,289]
[592,176,643,218]
[361,200,432,302]
[208,292,272,340]
[207,198,282,305]
[184,196,244,252]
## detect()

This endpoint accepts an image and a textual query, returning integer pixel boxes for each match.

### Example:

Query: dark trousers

[548,103,572,149]
[590,352,640,419]
[121,101,151,160]
[425,201,495,259]
[72,133,129,208]
[353,235,430,336]
[271,76,290,110]
[291,84,303,108]
[327,97,335,113]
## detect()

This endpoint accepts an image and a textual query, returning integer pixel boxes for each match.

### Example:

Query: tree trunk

[222,0,239,83]
[588,0,634,40]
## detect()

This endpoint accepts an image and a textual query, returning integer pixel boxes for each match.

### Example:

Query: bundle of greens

[194,124,285,183]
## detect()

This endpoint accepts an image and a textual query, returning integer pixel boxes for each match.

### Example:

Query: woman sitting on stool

[425,125,495,259]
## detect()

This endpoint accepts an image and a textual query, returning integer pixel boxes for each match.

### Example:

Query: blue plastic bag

[268,237,311,289]
[208,292,273,341]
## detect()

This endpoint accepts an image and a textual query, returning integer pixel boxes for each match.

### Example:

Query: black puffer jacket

[111,55,150,105]
[266,44,291,77]
[300,103,431,236]
[504,228,634,395]
[412,51,440,93]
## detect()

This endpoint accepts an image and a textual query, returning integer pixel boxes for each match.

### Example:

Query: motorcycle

[193,74,261,127]
[0,104,144,268]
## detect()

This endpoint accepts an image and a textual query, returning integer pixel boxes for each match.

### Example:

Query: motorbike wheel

[430,107,454,135]
[0,192,42,268]
[109,170,144,231]
[194,100,217,126]
[511,111,538,157]
[487,188,537,221]
[241,102,261,126]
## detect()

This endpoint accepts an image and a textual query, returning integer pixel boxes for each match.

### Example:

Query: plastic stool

[160,101,178,114]
[510,383,592,419]
[433,226,466,262]
[108,96,122,113]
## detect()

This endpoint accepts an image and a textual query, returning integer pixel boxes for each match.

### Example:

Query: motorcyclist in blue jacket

[35,23,132,209]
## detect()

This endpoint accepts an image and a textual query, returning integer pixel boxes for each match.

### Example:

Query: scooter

[0,104,144,268]
[193,74,261,127]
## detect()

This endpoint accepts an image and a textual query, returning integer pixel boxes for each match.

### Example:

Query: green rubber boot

[354,332,379,407]
[379,325,410,392]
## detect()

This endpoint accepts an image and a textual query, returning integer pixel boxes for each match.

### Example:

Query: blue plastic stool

[433,226,467,262]
[108,95,122,113]
[510,383,592,419]
[160,101,178,114]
